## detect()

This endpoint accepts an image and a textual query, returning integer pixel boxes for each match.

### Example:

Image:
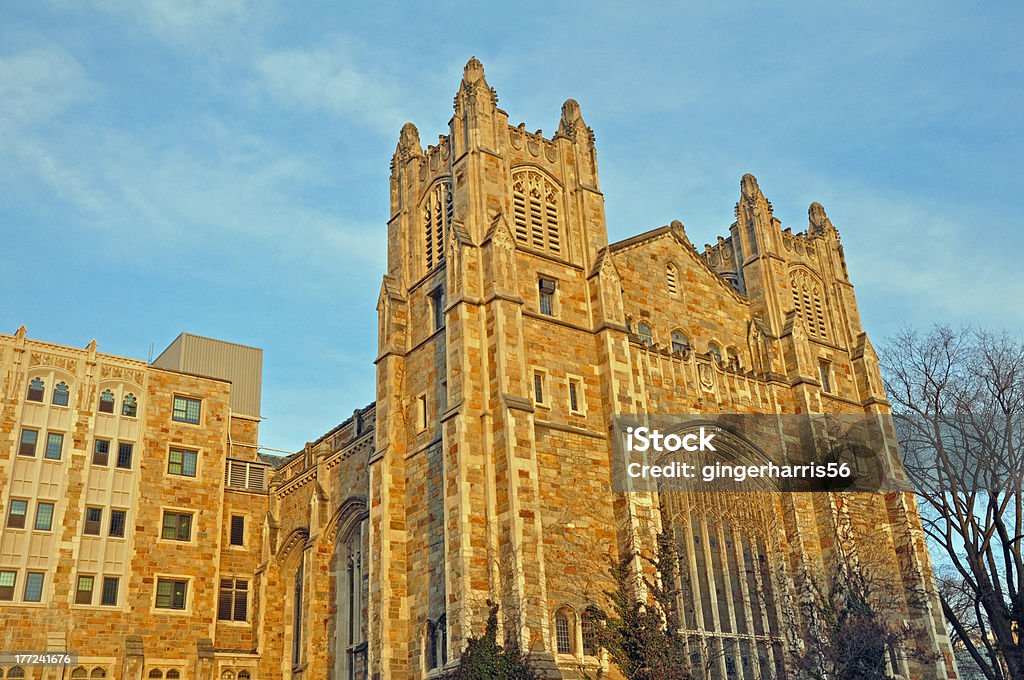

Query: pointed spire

[741,173,763,202]
[14,325,26,340]
[395,122,422,161]
[454,56,497,115]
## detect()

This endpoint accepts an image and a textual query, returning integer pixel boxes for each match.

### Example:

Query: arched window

[165,671,179,679]
[511,169,561,254]
[99,389,115,414]
[122,393,138,417]
[91,669,107,678]
[790,269,829,340]
[582,607,603,656]
[708,343,723,365]
[221,672,235,680]
[237,672,250,680]
[727,346,741,368]
[666,263,679,296]
[9,669,26,679]
[341,518,367,679]
[71,669,88,679]
[27,377,44,402]
[53,381,70,406]
[671,331,689,354]
[555,607,575,654]
[423,181,453,272]
[426,619,438,670]
[637,323,653,347]
[147,671,162,679]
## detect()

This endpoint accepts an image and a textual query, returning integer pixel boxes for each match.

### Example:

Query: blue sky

[2,2,1021,452]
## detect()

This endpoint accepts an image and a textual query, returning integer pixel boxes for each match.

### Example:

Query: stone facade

[0,58,959,680]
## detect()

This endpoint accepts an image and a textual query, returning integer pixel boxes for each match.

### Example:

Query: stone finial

[808,201,835,233]
[463,56,485,84]
[557,98,594,143]
[15,324,26,339]
[398,122,421,153]
[741,173,762,200]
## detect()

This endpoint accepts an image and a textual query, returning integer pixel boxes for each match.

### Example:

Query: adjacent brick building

[0,58,959,680]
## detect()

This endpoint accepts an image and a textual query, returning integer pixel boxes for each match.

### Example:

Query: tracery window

[671,330,689,354]
[511,169,561,254]
[555,607,575,654]
[790,269,829,340]
[122,393,138,417]
[423,181,453,272]
[27,377,44,402]
[52,381,70,406]
[667,263,679,296]
[637,324,654,347]
[99,389,115,414]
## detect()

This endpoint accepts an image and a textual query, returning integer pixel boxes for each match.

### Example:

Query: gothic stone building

[0,58,958,680]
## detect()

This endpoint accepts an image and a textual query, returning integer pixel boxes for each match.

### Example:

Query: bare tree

[882,326,1024,680]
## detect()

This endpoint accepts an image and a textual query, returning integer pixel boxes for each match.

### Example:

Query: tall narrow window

[708,343,723,365]
[109,509,127,537]
[230,515,245,546]
[52,381,70,406]
[24,572,44,602]
[45,432,64,460]
[429,287,445,331]
[19,429,38,457]
[101,576,119,606]
[34,501,54,531]
[426,620,438,670]
[582,607,601,656]
[555,608,574,654]
[423,182,453,272]
[533,371,545,405]
[116,443,133,469]
[568,378,581,413]
[538,277,556,316]
[439,614,448,665]
[27,377,44,402]
[416,394,427,432]
[667,263,679,296]
[293,563,304,666]
[99,389,115,413]
[819,361,832,393]
[512,170,561,254]
[122,393,138,417]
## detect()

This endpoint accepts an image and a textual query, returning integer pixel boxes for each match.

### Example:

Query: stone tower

[371,58,959,679]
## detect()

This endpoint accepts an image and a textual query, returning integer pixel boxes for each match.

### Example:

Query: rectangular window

[569,379,581,413]
[24,572,44,602]
[172,396,201,424]
[44,432,64,460]
[101,576,119,606]
[93,439,110,466]
[162,511,192,541]
[539,278,557,316]
[0,570,16,600]
[230,515,245,546]
[218,578,249,621]
[819,361,832,393]
[7,499,28,529]
[75,575,94,605]
[417,394,427,432]
[116,442,133,469]
[109,509,127,538]
[34,501,54,531]
[19,428,38,457]
[429,287,445,331]
[84,506,102,535]
[533,371,545,405]
[155,578,188,610]
[168,448,198,477]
